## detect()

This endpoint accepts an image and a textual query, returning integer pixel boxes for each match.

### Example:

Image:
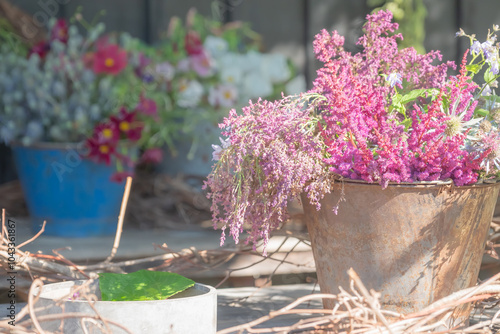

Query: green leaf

[99,270,195,301]
[395,88,437,106]
[475,108,490,117]
[466,63,482,74]
[484,68,497,84]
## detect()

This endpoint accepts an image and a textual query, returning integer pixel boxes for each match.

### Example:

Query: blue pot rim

[10,141,85,151]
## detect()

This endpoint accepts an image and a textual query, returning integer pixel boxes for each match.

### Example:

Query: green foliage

[368,0,427,53]
[99,270,195,301]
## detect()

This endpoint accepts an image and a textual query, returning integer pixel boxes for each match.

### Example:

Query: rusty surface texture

[301,181,500,319]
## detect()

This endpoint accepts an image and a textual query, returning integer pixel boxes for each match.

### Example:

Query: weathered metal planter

[301,180,500,322]
[35,280,217,334]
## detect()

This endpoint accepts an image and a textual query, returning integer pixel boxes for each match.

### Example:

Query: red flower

[111,108,143,141]
[94,122,120,142]
[135,95,157,116]
[51,19,69,43]
[86,136,116,165]
[110,171,134,183]
[185,31,203,56]
[92,43,128,75]
[28,41,50,59]
[140,148,163,164]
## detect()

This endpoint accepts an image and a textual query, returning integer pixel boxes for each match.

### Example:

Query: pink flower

[185,31,203,55]
[51,19,69,44]
[92,43,128,75]
[110,171,134,183]
[28,41,50,59]
[135,95,157,116]
[140,148,163,164]
[190,50,214,77]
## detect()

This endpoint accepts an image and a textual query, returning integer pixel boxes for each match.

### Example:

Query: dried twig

[104,176,133,263]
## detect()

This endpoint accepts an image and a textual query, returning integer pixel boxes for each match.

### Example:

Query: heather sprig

[204,93,330,253]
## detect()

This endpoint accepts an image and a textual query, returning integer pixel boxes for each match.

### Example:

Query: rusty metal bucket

[301,180,500,321]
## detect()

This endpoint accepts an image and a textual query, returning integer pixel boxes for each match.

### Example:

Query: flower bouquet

[205,10,500,317]
[0,14,165,236]
[140,9,305,173]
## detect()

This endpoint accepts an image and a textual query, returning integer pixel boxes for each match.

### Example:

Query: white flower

[242,72,273,100]
[203,36,228,59]
[285,74,307,95]
[177,80,204,108]
[241,51,263,73]
[208,84,238,108]
[155,62,175,81]
[212,137,231,161]
[176,59,190,73]
[260,53,291,83]
[218,52,243,69]
[220,66,243,85]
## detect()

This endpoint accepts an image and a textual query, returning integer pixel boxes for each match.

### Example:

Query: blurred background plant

[0,10,165,172]
[134,9,306,161]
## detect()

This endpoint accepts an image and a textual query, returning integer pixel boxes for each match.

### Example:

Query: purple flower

[190,51,215,78]
[387,72,402,87]
[211,137,231,161]
[471,41,482,55]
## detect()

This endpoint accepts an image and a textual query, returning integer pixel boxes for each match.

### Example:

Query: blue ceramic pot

[12,142,127,237]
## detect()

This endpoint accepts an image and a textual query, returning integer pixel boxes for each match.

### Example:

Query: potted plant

[0,15,165,237]
[33,270,217,334]
[205,10,500,323]
[141,9,305,177]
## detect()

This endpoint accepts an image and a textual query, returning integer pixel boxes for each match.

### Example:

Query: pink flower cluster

[315,10,482,187]
[206,10,500,253]
[204,96,330,253]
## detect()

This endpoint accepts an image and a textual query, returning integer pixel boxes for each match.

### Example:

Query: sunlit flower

[386,72,402,88]
[211,137,231,161]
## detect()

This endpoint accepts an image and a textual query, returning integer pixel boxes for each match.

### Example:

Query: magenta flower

[110,171,134,183]
[136,95,158,116]
[190,50,214,77]
[92,43,128,75]
[140,148,163,164]
[28,41,50,59]
[110,108,143,141]
[51,19,69,44]
[86,136,116,165]
[185,31,203,56]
